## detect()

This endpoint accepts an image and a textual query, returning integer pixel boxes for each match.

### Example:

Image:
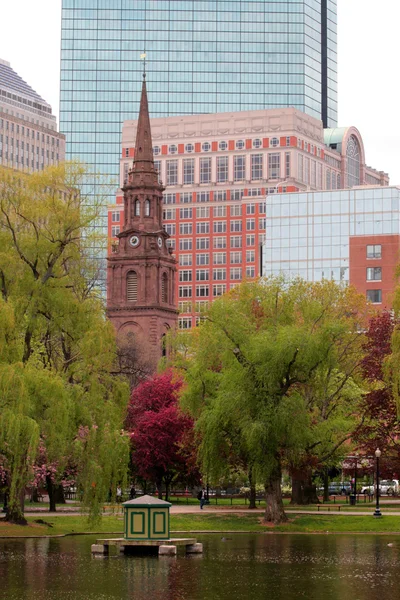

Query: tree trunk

[31,487,39,503]
[323,471,329,503]
[248,467,256,509]
[5,509,27,525]
[5,489,27,525]
[264,460,287,524]
[164,480,170,503]
[2,490,8,513]
[156,478,163,500]
[303,473,319,504]
[290,475,304,505]
[54,485,66,504]
[46,476,56,512]
[290,468,319,505]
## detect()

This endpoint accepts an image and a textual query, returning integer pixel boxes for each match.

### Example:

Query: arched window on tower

[127,271,138,302]
[161,334,167,358]
[145,199,150,216]
[135,199,140,216]
[161,272,168,303]
[346,135,361,187]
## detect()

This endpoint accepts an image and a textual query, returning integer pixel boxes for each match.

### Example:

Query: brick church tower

[107,74,178,365]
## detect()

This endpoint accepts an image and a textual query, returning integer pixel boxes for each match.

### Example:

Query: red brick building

[106,77,178,366]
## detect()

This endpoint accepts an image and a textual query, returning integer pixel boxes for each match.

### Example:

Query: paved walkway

[21,504,400,517]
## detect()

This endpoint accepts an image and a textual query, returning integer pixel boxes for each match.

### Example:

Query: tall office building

[60,0,338,245]
[0,59,65,171]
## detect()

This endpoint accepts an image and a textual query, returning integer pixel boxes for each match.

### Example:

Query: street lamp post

[373,448,382,518]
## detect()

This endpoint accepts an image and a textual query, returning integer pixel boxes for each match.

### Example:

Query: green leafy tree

[179,278,367,523]
[0,164,129,523]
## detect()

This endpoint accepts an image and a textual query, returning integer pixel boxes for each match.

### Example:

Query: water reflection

[0,534,399,600]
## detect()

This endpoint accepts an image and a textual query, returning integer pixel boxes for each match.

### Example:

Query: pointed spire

[129,75,158,183]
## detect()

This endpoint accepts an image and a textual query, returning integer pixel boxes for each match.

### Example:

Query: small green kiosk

[123,495,171,541]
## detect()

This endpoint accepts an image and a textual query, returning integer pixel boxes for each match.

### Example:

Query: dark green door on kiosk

[123,495,171,540]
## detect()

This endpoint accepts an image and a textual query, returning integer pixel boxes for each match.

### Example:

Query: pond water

[0,534,399,600]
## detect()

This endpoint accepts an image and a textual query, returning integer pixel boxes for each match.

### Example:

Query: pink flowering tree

[30,439,77,511]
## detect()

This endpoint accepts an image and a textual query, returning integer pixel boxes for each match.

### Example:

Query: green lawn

[169,496,392,511]
[276,514,400,533]
[172,513,400,534]
[0,515,124,537]
[1,511,400,538]
[21,496,390,512]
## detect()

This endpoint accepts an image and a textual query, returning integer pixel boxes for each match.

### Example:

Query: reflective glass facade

[60,0,338,283]
[263,187,400,284]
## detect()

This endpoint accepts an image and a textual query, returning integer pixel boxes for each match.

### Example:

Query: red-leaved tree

[354,311,400,477]
[126,370,200,500]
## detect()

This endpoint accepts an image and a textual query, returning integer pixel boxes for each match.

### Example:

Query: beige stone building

[0,58,65,171]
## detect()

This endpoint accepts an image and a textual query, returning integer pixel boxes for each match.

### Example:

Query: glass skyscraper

[60,0,337,279]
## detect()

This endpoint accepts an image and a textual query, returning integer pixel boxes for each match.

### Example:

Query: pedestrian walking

[197,488,206,510]
[116,486,122,503]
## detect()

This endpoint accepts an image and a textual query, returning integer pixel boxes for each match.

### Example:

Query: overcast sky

[1,1,398,184]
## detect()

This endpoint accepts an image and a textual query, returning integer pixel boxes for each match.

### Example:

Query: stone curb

[2,529,400,540]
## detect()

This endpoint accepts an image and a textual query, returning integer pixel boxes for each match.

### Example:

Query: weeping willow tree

[0,164,129,524]
[178,278,368,523]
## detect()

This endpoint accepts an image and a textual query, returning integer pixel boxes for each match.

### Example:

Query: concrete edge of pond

[2,530,400,540]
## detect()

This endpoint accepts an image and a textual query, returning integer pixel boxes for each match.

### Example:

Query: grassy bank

[0,515,123,537]
[1,512,400,538]
[173,513,400,534]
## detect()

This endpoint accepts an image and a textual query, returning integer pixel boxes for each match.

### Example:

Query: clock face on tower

[129,235,140,248]
[157,237,163,249]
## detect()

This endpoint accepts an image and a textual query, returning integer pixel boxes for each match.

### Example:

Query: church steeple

[122,75,163,232]
[127,74,160,190]
[107,73,178,370]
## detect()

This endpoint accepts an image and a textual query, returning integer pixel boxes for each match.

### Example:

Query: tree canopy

[126,370,200,500]
[0,164,129,522]
[178,278,368,522]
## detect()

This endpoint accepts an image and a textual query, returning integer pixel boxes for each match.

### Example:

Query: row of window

[159,152,286,185]
[178,301,208,313]
[0,152,59,169]
[156,188,280,205]
[179,250,256,265]
[166,217,265,233]
[180,266,253,282]
[179,285,383,308]
[152,137,286,156]
[0,141,58,159]
[178,275,254,300]
[162,203,266,220]
[177,251,256,266]
[143,138,322,158]
[179,317,201,329]
[0,119,60,145]
[147,136,322,158]
[167,233,266,252]
[0,135,56,150]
